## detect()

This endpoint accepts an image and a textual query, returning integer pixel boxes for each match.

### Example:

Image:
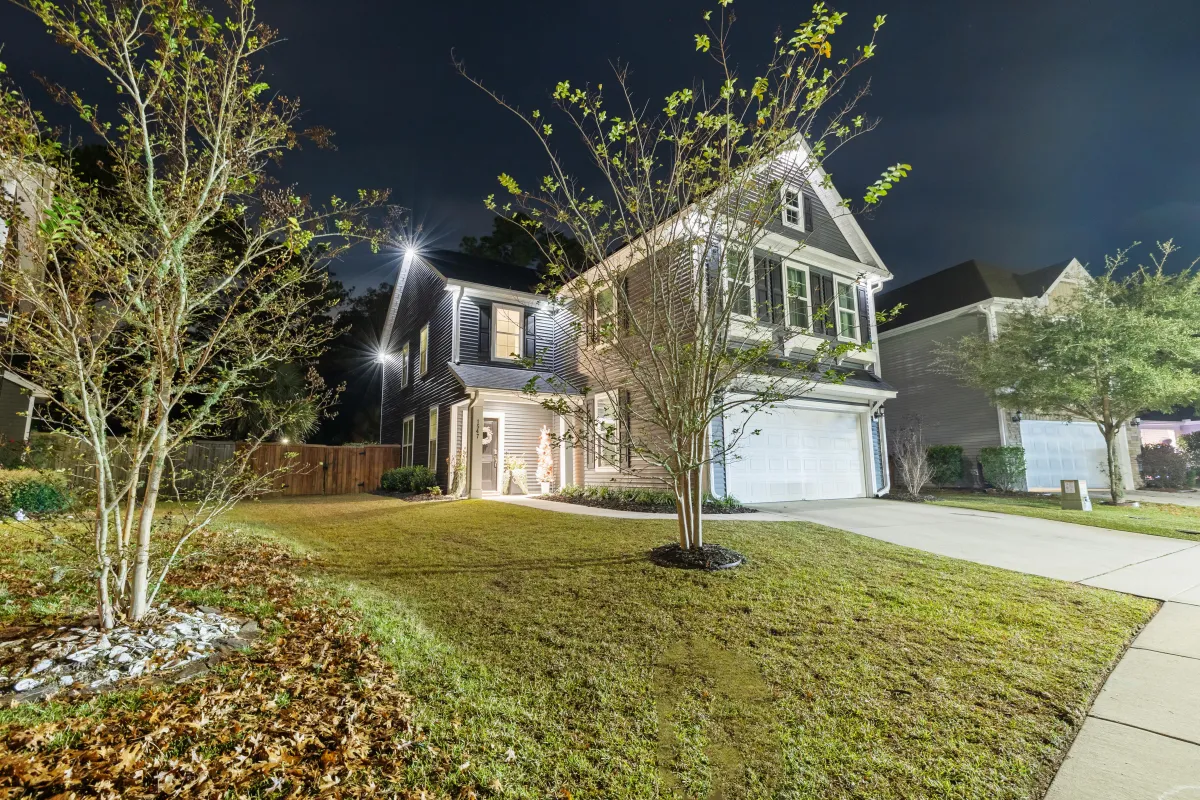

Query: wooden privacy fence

[244,443,404,496]
[28,433,403,497]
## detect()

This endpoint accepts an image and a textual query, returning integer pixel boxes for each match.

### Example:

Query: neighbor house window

[785,266,809,329]
[836,281,858,341]
[399,343,409,389]
[419,324,429,375]
[593,283,616,333]
[594,392,619,471]
[725,247,753,318]
[427,406,439,470]
[493,304,523,360]
[401,415,415,466]
[781,186,804,230]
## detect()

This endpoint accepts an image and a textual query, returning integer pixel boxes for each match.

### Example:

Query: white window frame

[399,343,409,389]
[427,406,439,471]
[784,263,810,330]
[593,283,617,333]
[781,185,805,231]
[835,279,860,343]
[401,415,415,466]
[593,392,619,472]
[419,324,429,376]
[492,303,524,361]
[724,247,754,320]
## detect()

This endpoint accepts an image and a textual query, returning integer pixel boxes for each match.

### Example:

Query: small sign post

[1061,479,1092,511]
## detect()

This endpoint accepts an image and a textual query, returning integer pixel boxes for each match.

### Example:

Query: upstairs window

[493,304,523,360]
[786,266,809,329]
[399,343,409,389]
[419,324,429,375]
[725,247,753,318]
[836,281,859,341]
[401,415,415,466]
[781,186,805,231]
[594,283,616,332]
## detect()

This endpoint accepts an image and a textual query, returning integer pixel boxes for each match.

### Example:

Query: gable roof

[421,249,542,293]
[878,258,1076,332]
[449,363,580,395]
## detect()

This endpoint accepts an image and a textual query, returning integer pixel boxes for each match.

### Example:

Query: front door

[481,418,499,491]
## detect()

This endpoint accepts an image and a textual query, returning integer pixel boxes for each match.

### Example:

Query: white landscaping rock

[14,678,40,692]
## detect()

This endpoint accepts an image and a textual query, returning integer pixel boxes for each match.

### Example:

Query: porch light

[1011,410,1023,423]
[1132,417,1141,427]
[375,351,391,364]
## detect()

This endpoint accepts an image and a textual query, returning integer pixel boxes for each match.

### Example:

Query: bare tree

[460,3,906,550]
[891,421,932,498]
[0,0,387,627]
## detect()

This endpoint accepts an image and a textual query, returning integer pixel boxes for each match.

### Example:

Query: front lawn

[225,494,1154,799]
[932,491,1200,542]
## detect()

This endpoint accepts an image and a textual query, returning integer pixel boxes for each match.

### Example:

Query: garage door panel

[725,405,866,503]
[1020,420,1111,490]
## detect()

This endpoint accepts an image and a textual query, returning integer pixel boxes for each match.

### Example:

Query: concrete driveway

[754,498,1200,602]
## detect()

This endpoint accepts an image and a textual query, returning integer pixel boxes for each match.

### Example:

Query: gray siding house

[877,258,1139,491]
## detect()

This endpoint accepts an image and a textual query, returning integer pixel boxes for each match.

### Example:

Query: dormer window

[781,186,805,231]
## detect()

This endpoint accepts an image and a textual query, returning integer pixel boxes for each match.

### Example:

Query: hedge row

[380,465,438,493]
[0,469,73,515]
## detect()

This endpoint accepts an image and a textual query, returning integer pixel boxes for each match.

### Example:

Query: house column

[572,411,586,487]
[468,395,484,499]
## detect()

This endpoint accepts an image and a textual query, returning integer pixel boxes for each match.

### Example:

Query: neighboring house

[0,160,53,443]
[379,149,898,502]
[877,258,1139,491]
[1138,408,1200,448]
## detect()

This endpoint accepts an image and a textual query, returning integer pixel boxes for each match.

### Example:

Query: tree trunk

[674,465,704,551]
[1103,426,1125,505]
[128,434,168,622]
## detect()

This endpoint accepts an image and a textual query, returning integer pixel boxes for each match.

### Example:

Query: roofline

[3,370,50,399]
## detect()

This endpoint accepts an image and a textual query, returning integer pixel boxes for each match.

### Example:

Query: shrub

[1140,442,1191,488]
[380,465,439,493]
[980,446,1027,492]
[0,470,72,515]
[926,445,964,486]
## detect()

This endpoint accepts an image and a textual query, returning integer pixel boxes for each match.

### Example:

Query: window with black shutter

[524,311,537,363]
[478,303,491,359]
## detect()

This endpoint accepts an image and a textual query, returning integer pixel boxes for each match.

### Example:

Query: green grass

[226,494,1156,800]
[932,491,1200,542]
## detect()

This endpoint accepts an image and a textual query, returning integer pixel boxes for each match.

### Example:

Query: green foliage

[554,485,742,511]
[0,469,72,515]
[1181,431,1200,469]
[979,447,1027,493]
[926,445,964,486]
[1140,443,1192,489]
[380,466,438,493]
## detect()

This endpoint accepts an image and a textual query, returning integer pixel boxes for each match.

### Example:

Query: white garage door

[1020,420,1111,490]
[724,405,865,503]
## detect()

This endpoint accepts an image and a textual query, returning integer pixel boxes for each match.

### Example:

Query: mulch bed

[545,495,757,515]
[371,490,459,504]
[648,543,745,571]
[0,539,452,798]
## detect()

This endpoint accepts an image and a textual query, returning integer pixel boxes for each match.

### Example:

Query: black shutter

[620,389,633,468]
[754,254,771,324]
[857,285,872,343]
[704,245,721,312]
[585,293,596,344]
[619,276,631,333]
[768,258,784,325]
[811,272,836,337]
[586,400,596,469]
[478,303,492,359]
[524,310,536,363]
[803,193,814,231]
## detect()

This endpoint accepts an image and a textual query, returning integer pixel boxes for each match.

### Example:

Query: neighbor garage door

[1019,420,1111,490]
[723,405,865,503]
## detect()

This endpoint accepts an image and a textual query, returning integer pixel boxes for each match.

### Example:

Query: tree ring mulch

[649,543,744,571]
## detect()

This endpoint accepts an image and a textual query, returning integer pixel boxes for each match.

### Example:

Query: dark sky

[3,0,1198,291]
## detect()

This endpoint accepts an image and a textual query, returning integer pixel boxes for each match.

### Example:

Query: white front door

[724,405,866,503]
[1020,420,1115,490]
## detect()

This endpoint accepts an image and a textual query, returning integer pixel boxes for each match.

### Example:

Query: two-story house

[380,147,898,503]
[877,258,1139,491]
[0,159,53,443]
[378,249,580,495]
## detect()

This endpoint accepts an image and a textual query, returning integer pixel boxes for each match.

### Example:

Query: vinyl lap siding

[755,162,863,264]
[482,400,559,490]
[870,417,886,492]
[0,379,30,442]
[878,313,1001,462]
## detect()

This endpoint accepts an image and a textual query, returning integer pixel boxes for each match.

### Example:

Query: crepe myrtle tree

[0,0,388,628]
[459,2,906,550]
[942,242,1200,505]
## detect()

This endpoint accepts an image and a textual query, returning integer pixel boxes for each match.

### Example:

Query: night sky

[3,0,1198,291]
